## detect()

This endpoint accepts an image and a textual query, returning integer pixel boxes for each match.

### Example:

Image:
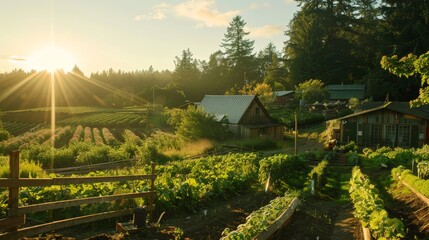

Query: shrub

[259,154,309,190]
[0,160,48,178]
[308,160,329,193]
[0,129,10,141]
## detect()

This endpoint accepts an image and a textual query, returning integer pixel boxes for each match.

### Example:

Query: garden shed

[336,102,429,148]
[273,90,294,106]
[200,95,284,140]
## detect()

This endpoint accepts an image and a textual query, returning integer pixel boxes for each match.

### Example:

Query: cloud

[8,56,27,62]
[249,3,272,10]
[174,0,239,27]
[134,3,170,21]
[248,25,284,38]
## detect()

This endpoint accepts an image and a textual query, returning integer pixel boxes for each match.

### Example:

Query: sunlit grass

[163,139,214,158]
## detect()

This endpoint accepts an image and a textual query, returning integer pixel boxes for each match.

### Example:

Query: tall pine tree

[221,15,257,87]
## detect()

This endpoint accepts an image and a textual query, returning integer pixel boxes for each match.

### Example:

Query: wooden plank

[7,151,20,232]
[0,215,25,230]
[0,205,156,240]
[0,174,157,187]
[17,191,156,215]
[0,208,133,240]
[255,197,300,240]
[401,180,429,206]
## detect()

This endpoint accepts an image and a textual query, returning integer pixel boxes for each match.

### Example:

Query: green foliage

[308,160,329,193]
[258,154,309,190]
[76,145,129,165]
[0,160,48,178]
[393,167,429,200]
[366,147,415,168]
[167,106,227,141]
[346,151,361,165]
[221,15,257,86]
[349,167,405,239]
[269,108,325,128]
[155,153,259,212]
[381,51,429,107]
[295,79,330,104]
[417,161,429,179]
[221,191,299,239]
[0,129,10,141]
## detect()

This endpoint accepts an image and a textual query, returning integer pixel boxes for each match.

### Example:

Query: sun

[28,45,76,72]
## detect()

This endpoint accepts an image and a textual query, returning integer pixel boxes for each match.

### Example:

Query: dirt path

[162,190,277,240]
[273,165,360,240]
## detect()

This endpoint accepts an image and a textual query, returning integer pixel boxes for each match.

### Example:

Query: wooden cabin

[336,102,429,148]
[200,95,284,140]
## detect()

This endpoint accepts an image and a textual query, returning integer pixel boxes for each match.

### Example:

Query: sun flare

[28,45,76,72]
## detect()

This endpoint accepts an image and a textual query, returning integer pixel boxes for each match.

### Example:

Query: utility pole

[294,112,298,155]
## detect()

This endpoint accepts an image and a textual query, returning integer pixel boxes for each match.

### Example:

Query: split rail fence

[0,151,157,239]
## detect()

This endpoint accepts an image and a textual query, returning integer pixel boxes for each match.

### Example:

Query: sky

[0,0,299,75]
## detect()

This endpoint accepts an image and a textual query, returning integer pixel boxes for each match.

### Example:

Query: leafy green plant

[349,167,405,239]
[393,167,429,198]
[308,160,328,194]
[417,161,429,179]
[220,191,299,239]
[258,154,309,190]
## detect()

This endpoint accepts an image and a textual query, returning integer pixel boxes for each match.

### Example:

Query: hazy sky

[0,0,299,75]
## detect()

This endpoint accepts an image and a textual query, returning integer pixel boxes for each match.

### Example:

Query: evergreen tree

[173,49,202,101]
[221,15,257,87]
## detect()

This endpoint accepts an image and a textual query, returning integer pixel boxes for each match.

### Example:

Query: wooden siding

[240,100,271,124]
[340,108,427,148]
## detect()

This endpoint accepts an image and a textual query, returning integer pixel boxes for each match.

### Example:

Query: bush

[0,160,48,178]
[0,129,10,141]
[167,106,227,141]
[259,154,309,190]
[308,160,329,194]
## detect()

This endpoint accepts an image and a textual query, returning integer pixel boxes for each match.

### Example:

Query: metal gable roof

[274,90,294,97]
[326,84,365,100]
[199,95,256,124]
[340,102,429,120]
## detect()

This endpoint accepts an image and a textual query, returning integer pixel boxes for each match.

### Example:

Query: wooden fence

[0,152,157,239]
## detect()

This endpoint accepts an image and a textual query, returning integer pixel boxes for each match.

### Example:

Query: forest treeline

[0,0,428,110]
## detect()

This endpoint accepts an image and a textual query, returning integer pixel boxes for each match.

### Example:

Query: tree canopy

[381,51,429,106]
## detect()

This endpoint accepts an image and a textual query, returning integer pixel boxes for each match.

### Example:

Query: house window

[397,125,409,147]
[385,125,396,146]
[371,124,382,145]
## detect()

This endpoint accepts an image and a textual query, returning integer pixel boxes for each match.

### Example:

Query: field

[1,108,429,239]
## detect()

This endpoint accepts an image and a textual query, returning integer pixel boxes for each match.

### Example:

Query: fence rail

[0,151,157,240]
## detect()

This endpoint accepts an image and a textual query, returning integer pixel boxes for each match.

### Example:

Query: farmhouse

[326,84,365,101]
[199,95,284,140]
[335,102,429,148]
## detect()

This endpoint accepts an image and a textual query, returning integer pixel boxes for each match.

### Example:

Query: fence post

[7,151,21,232]
[147,162,156,222]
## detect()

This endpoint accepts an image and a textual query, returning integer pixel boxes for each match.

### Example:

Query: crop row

[0,153,261,224]
[58,112,146,127]
[2,121,41,136]
[221,192,299,239]
[0,128,52,155]
[392,166,429,198]
[349,167,405,239]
